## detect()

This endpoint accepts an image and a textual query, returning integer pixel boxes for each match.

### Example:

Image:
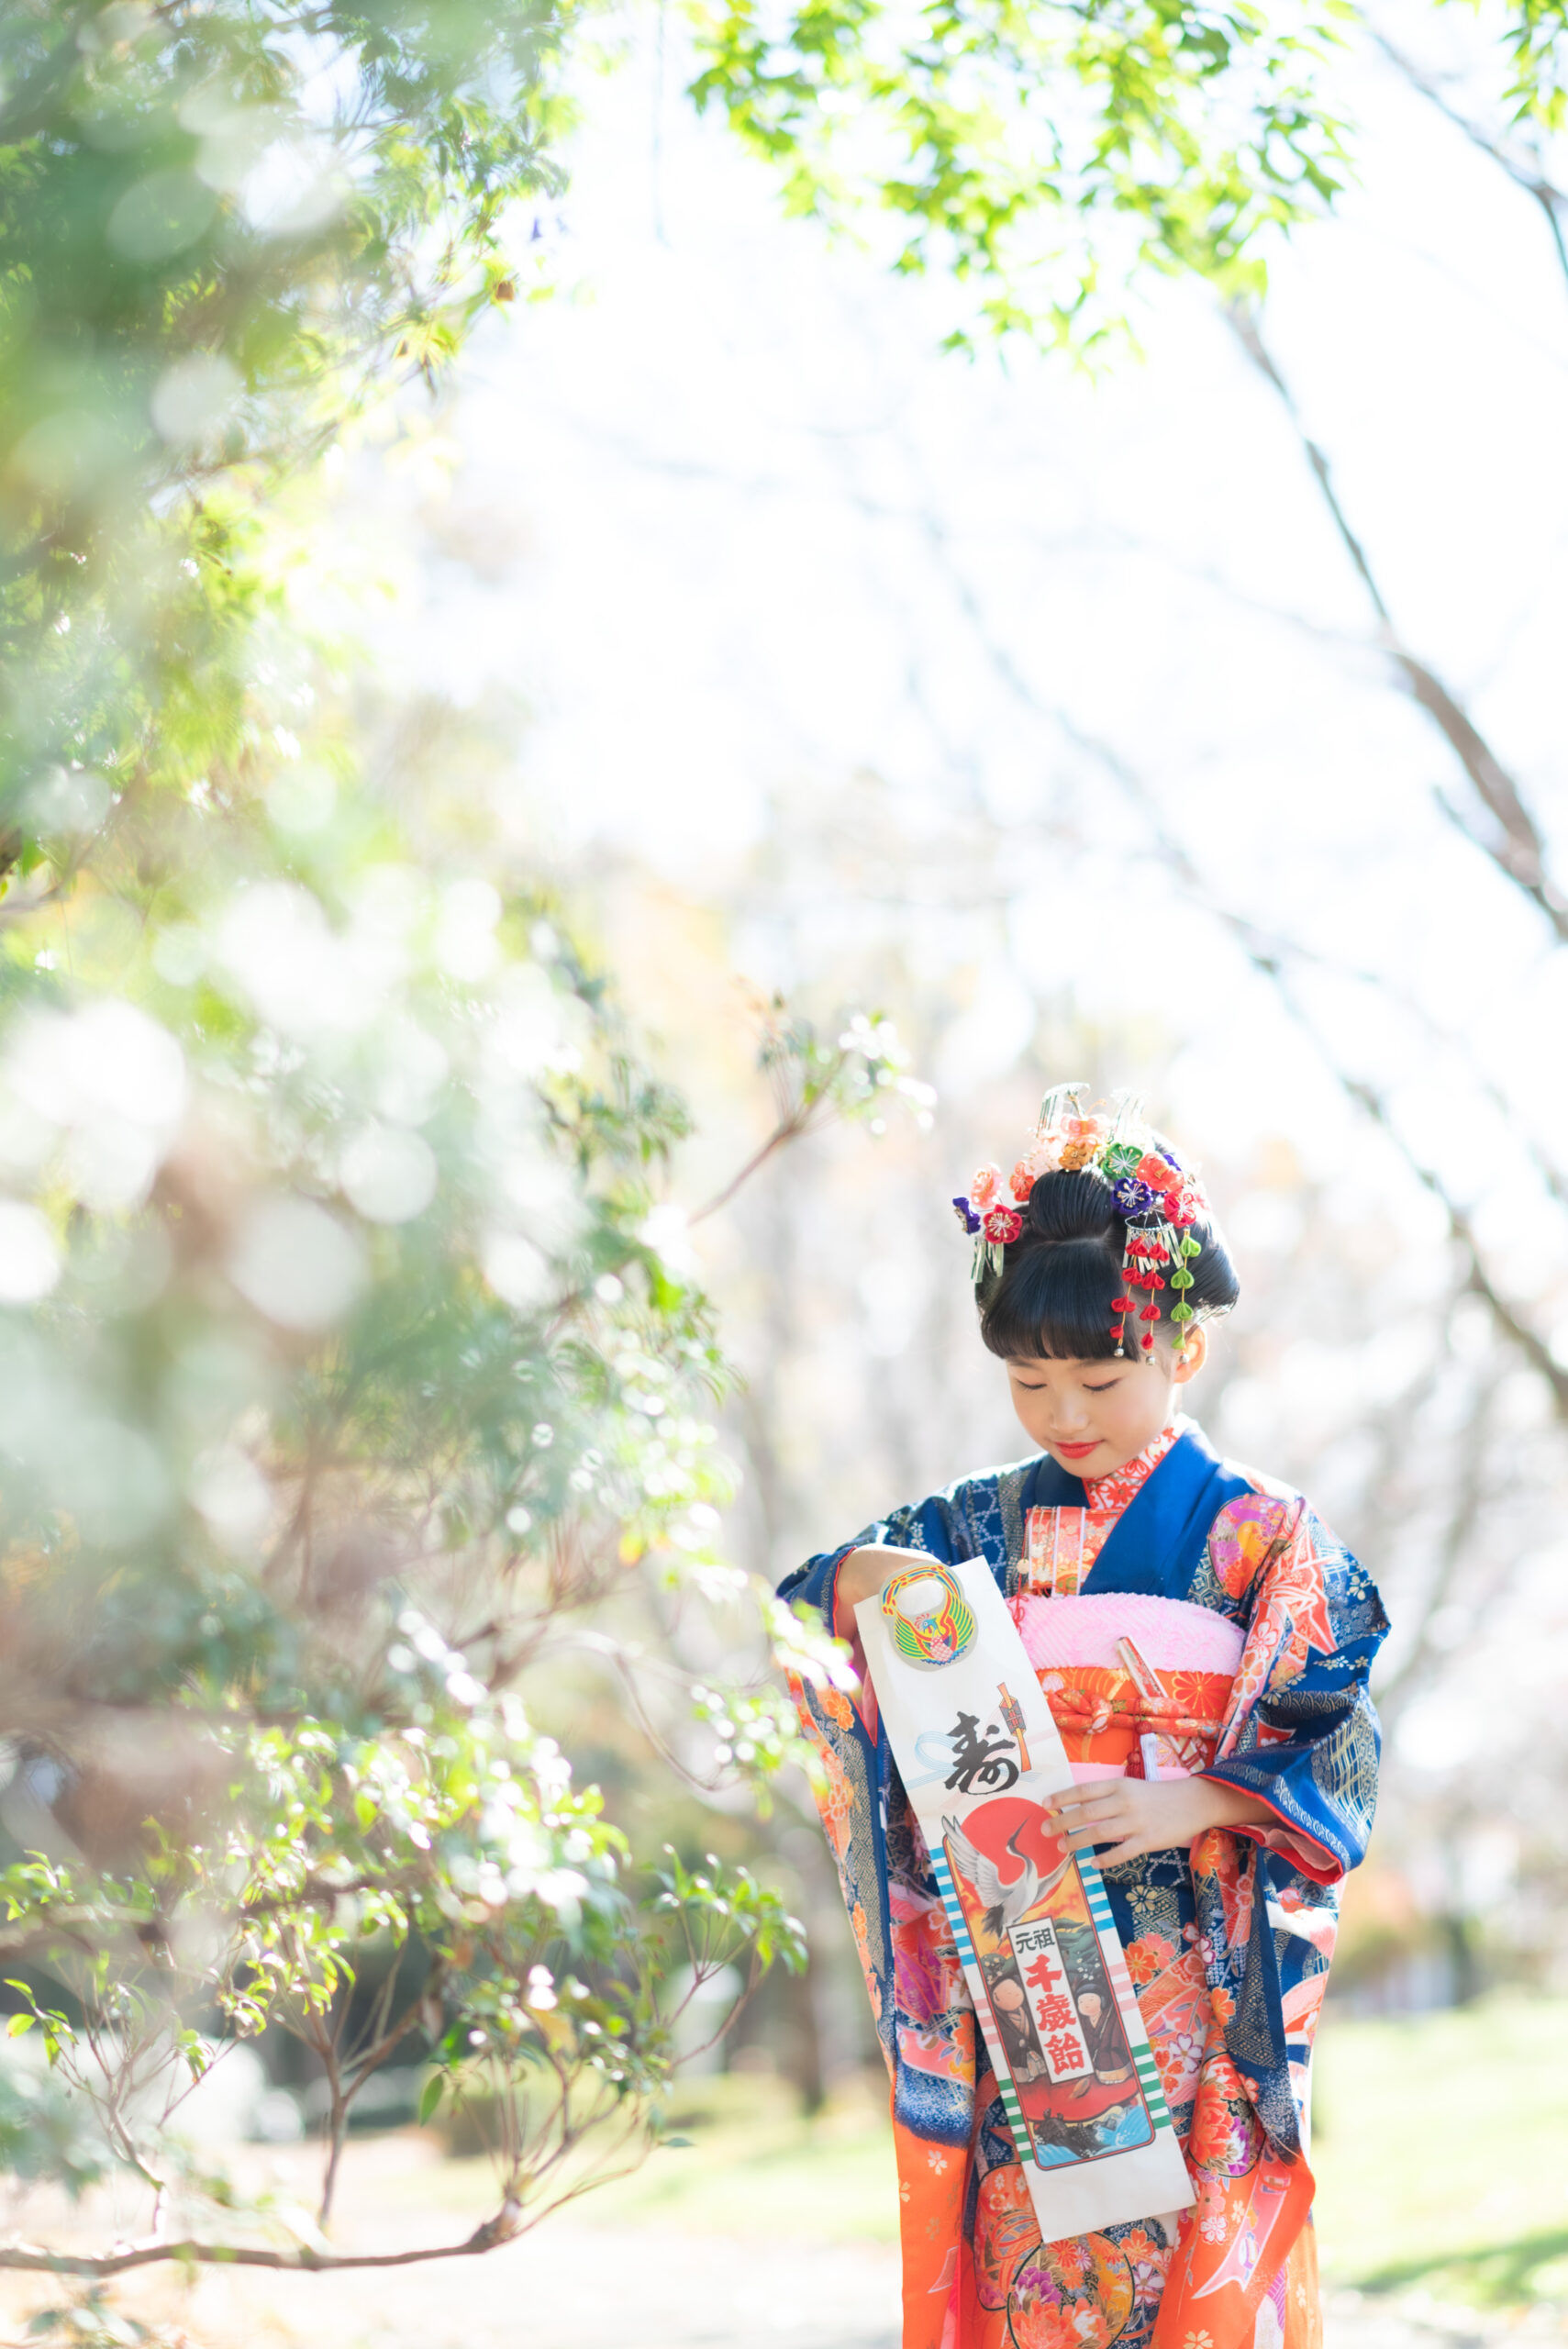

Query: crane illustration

[941,1812,1072,1942]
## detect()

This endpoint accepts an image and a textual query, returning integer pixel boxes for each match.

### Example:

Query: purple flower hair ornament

[952,1081,1217,1362]
[1111,1176,1157,1215]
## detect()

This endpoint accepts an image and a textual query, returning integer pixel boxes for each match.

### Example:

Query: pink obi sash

[1013,1593,1243,1782]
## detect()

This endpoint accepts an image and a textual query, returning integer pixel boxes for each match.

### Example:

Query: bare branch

[1226,302,1568,942]
[808,434,1568,1426]
[688,1047,851,1226]
[689,1108,817,1226]
[1373,1383,1496,1724]
[0,2206,534,2278]
[1367,26,1568,298]
[1339,1074,1568,1417]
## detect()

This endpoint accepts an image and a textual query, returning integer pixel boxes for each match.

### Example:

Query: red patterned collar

[1080,1419,1182,1518]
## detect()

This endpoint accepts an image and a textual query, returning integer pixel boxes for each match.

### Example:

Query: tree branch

[1226,302,1568,942]
[0,2206,529,2278]
[820,437,1568,1427]
[689,1035,860,1225]
[688,1108,815,1226]
[1339,1074,1568,1417]
[1373,1379,1496,1724]
[1367,26,1568,300]
[1023,707,1568,1426]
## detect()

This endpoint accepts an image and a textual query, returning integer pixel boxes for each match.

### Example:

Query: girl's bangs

[979,1240,1122,1362]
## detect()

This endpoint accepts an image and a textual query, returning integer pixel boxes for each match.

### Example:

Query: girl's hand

[1048,1775,1275,1869]
[835,1544,930,1617]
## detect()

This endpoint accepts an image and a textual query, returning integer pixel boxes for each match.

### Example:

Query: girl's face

[1005,1326,1207,1479]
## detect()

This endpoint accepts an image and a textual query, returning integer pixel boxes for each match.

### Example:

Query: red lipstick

[1054,1440,1100,1460]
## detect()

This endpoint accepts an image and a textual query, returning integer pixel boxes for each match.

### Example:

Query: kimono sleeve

[776,1477,1003,1642]
[774,1471,1017,2146]
[1203,1495,1389,1882]
[1190,1491,1388,2157]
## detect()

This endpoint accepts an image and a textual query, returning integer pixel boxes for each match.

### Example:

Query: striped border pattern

[929,1850,1037,2171]
[1077,1853,1174,2132]
[932,1846,1174,2154]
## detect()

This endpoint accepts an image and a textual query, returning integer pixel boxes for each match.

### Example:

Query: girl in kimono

[779,1090,1387,2349]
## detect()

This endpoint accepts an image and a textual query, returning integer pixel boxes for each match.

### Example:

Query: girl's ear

[1171,1324,1209,1386]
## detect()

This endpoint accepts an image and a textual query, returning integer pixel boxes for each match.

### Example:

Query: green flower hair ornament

[951,1084,1211,1358]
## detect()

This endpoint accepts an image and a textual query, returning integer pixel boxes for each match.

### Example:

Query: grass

[399,1995,1568,2317]
[584,2076,901,2241]
[409,2069,902,2243]
[1311,1994,1568,2311]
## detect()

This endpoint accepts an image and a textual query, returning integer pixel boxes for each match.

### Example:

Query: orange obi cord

[1035,1663,1232,1773]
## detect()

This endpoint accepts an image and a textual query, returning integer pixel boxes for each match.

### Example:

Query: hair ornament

[952,1084,1212,1359]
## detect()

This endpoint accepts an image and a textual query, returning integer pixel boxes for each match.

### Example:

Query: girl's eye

[1083,1380,1118,1394]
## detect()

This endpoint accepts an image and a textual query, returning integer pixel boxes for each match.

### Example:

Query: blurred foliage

[8,0,1555,2292]
[1485,0,1568,127]
[688,0,1568,349]
[688,0,1354,349]
[0,0,574,881]
[0,2043,105,2199]
[23,2286,172,2346]
[0,718,842,2254]
[0,0,872,2280]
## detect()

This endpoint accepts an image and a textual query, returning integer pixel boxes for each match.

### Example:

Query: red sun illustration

[958,1795,1069,1881]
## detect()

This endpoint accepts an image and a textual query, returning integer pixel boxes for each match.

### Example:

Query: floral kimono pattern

[779,1420,1386,2349]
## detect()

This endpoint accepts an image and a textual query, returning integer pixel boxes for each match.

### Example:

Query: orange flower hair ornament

[951,1084,1211,1358]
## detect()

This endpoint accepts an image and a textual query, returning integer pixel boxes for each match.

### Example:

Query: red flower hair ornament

[951,1083,1213,1359]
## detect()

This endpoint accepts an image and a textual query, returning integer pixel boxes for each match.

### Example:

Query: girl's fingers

[1090,1836,1146,1867]
[1055,1793,1129,1825]
[1064,1816,1131,1848]
[1050,1786,1151,1864]
[1053,1788,1139,1820]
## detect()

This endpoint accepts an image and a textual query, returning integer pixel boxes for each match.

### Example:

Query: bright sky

[354,0,1568,1303]
[329,6,1568,1802]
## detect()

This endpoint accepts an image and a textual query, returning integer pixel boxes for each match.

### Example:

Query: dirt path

[3,2229,1496,2349]
[0,2131,1543,2349]
[108,2223,906,2349]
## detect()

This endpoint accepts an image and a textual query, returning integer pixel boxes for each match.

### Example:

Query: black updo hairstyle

[976,1163,1240,1363]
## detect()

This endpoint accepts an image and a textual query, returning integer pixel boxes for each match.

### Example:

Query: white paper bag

[858,1554,1194,2241]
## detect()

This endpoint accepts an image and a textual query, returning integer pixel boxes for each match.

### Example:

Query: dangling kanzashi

[953,1085,1212,1356]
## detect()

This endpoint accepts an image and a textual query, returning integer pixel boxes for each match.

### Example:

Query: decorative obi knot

[1013,1592,1242,1777]
[1036,1664,1232,1774]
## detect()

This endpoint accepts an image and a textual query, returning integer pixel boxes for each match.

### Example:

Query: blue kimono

[779,1420,1387,2349]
